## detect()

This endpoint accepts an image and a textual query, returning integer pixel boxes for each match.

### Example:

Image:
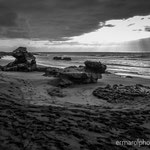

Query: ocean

[1,52,150,79]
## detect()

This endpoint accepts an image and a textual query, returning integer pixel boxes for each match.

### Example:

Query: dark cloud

[0,11,18,27]
[0,0,150,39]
[4,30,29,38]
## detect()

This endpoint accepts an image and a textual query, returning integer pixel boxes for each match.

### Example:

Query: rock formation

[2,47,37,72]
[93,84,150,103]
[58,72,102,87]
[84,60,107,73]
[44,61,106,87]
[53,56,62,60]
[62,57,72,61]
[53,56,72,61]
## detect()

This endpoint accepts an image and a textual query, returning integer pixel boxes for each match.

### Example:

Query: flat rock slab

[93,84,150,103]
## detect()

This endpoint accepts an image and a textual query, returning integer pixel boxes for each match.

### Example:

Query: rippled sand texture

[0,71,150,150]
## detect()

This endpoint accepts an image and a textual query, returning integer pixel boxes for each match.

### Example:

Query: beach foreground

[0,71,150,150]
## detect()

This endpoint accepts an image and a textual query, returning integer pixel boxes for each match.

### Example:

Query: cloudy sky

[0,0,150,52]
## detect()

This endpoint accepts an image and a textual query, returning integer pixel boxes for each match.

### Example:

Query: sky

[0,0,150,52]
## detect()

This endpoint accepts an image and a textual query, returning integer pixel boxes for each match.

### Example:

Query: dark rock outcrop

[93,84,150,103]
[53,56,62,60]
[62,57,72,61]
[2,47,37,72]
[84,60,107,73]
[44,60,106,87]
[59,72,101,85]
[53,56,72,61]
[60,72,88,83]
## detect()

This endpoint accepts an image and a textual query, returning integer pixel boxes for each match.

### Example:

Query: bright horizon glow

[68,15,150,44]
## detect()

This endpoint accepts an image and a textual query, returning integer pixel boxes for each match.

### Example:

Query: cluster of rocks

[0,47,107,87]
[93,84,150,103]
[1,47,37,72]
[44,61,107,87]
[53,56,72,61]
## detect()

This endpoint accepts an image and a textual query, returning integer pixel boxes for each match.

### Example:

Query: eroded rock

[44,61,106,87]
[84,60,107,73]
[93,84,150,103]
[2,47,37,72]
[59,72,99,83]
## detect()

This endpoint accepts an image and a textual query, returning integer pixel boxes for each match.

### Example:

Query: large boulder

[58,72,101,87]
[12,47,36,64]
[57,68,102,87]
[84,60,107,73]
[3,47,37,72]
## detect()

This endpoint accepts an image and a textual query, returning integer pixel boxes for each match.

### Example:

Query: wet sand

[0,71,150,150]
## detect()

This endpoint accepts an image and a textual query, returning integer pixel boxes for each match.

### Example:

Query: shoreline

[1,53,150,80]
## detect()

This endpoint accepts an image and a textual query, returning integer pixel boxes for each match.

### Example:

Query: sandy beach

[1,70,150,150]
[1,0,150,149]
